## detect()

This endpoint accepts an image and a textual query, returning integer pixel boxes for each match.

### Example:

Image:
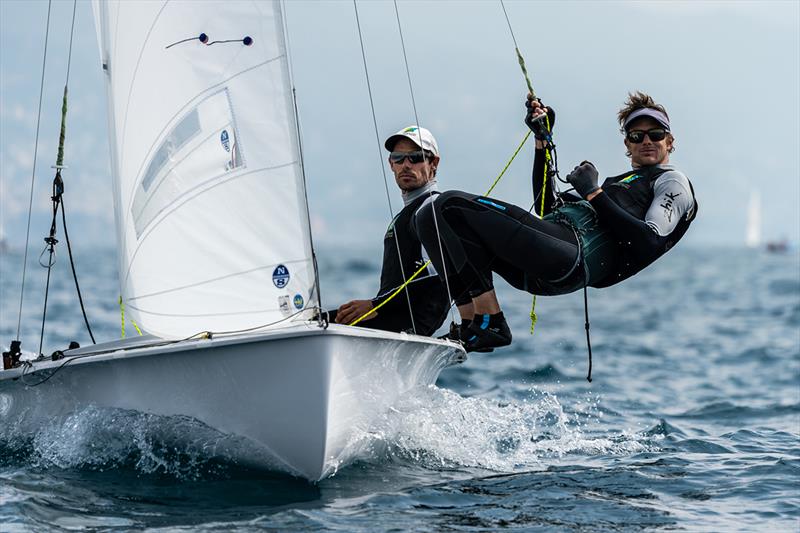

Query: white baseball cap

[384,125,440,157]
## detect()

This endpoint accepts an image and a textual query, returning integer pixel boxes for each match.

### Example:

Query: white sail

[745,189,761,248]
[92,0,317,338]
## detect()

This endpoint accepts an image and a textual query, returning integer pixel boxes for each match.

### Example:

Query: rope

[392,0,458,328]
[35,0,93,354]
[37,174,62,357]
[55,0,77,168]
[352,0,417,333]
[15,0,53,340]
[60,197,95,343]
[348,140,533,327]
[350,260,429,326]
[119,296,142,338]
[499,0,558,337]
[500,0,535,98]
[485,131,531,197]
[529,126,552,335]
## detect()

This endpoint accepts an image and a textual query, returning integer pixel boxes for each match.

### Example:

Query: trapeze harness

[535,166,698,293]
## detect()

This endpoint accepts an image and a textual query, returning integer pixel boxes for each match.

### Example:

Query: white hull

[0,324,464,480]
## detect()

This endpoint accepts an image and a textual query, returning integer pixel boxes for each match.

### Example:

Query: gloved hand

[525,95,556,140]
[566,161,600,198]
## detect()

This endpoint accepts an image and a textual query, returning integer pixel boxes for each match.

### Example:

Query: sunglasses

[389,150,430,165]
[626,128,668,144]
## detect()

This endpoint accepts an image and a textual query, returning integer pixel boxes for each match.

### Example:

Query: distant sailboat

[0,0,464,481]
[745,189,761,248]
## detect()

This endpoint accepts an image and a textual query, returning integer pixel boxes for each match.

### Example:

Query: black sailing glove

[525,100,556,141]
[566,161,600,198]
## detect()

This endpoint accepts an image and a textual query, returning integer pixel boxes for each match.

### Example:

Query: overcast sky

[1,0,798,251]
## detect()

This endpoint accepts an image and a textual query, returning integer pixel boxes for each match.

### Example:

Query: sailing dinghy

[0,0,464,481]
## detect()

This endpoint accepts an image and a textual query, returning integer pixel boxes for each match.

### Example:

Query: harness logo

[221,130,230,152]
[293,294,304,309]
[272,265,290,288]
[476,198,507,211]
[620,173,641,184]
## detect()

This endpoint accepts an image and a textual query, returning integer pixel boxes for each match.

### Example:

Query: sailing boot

[439,319,470,342]
[439,319,493,352]
[463,312,512,353]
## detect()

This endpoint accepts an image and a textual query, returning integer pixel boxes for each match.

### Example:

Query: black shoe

[438,320,494,352]
[463,313,512,353]
[438,321,465,342]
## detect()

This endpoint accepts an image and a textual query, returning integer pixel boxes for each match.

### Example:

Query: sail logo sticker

[221,130,230,152]
[272,265,290,288]
[278,295,291,315]
[293,294,304,309]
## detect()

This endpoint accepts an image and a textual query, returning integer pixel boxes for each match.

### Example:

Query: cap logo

[403,127,418,133]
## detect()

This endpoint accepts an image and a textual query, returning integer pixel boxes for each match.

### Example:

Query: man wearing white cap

[331,126,451,336]
[415,92,698,352]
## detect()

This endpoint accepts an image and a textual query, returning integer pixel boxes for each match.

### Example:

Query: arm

[589,192,668,259]
[526,97,558,216]
[589,172,694,258]
[336,299,376,324]
[531,147,558,216]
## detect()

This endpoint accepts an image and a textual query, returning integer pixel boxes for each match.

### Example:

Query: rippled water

[1,244,798,531]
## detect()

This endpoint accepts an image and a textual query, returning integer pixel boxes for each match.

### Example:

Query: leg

[416,191,580,296]
[415,191,580,351]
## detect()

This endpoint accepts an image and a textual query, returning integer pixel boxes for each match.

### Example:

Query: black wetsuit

[330,194,450,336]
[414,148,697,298]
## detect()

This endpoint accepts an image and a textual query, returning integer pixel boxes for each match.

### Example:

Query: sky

[1,0,799,252]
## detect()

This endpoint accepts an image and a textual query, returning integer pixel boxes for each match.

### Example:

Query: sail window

[132,89,245,238]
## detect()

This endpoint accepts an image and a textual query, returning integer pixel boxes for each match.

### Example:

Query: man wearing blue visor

[415,92,698,352]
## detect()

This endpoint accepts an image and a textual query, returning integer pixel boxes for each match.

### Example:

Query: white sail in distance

[92,0,317,338]
[745,189,761,248]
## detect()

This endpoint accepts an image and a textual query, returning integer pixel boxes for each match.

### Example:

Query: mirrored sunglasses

[626,128,668,144]
[389,150,429,164]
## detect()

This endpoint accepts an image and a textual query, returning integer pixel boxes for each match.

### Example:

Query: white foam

[337,385,655,474]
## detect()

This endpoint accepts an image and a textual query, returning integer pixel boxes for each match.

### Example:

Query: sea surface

[1,244,798,532]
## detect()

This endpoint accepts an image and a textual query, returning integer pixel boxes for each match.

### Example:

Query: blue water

[1,244,798,531]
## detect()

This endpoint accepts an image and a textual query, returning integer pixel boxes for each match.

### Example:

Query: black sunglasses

[389,150,431,164]
[626,128,668,144]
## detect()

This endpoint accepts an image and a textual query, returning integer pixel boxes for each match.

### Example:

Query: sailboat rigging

[0,0,465,481]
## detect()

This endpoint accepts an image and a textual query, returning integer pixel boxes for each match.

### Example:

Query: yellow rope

[349,129,534,327]
[530,115,553,335]
[348,260,430,326]
[515,47,535,99]
[119,295,143,338]
[485,131,532,197]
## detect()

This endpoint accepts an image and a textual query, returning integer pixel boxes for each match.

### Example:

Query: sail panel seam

[121,162,298,288]
[121,55,283,228]
[124,257,313,302]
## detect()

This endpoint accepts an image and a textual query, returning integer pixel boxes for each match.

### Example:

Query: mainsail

[92,0,317,338]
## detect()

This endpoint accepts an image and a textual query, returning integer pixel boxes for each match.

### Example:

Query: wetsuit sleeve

[531,147,558,216]
[589,191,671,261]
[644,171,694,236]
